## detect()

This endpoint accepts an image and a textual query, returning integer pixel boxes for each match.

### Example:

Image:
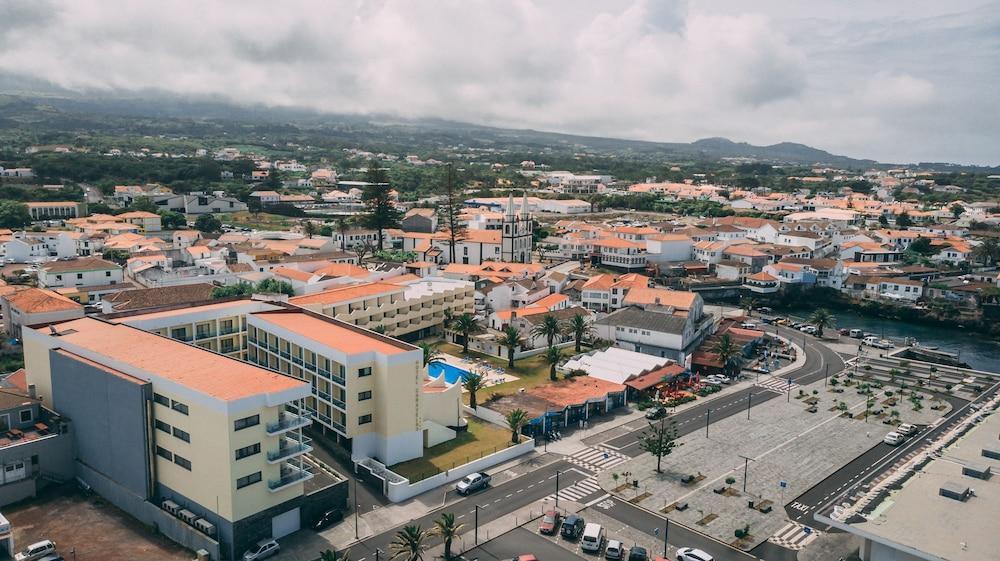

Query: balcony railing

[219,326,239,336]
[195,330,216,340]
[268,463,314,492]
[265,412,311,435]
[173,334,193,342]
[331,372,346,386]
[267,434,313,463]
[311,386,331,402]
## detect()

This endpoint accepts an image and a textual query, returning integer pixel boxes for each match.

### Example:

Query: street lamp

[739,455,755,493]
[474,504,483,544]
[354,478,360,539]
[662,517,669,558]
[705,407,711,437]
[555,470,561,510]
[746,392,752,420]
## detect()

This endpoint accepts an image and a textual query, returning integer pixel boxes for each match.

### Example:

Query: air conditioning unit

[161,500,180,516]
[178,509,198,525]
[963,463,991,480]
[193,518,217,537]
[939,481,971,502]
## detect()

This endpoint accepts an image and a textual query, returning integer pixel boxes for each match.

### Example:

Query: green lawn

[389,418,514,482]
[433,341,584,401]
[216,211,295,231]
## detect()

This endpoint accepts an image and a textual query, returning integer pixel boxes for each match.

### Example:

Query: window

[76,273,83,279]
[358,391,372,401]
[105,271,111,277]
[153,393,170,407]
[358,367,372,377]
[237,471,262,489]
[155,420,171,434]
[234,415,259,431]
[172,427,190,443]
[359,414,372,425]
[173,455,192,471]
[235,443,261,460]
[171,400,189,415]
[19,409,32,423]
[156,446,173,461]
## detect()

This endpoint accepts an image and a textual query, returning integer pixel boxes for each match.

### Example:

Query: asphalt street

[343,460,588,561]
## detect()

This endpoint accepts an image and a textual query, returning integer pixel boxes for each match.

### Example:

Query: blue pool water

[428,362,471,384]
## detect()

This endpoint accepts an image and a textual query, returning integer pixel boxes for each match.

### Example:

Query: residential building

[0,385,74,507]
[117,211,163,232]
[594,302,714,363]
[38,258,124,289]
[400,208,438,233]
[23,317,338,560]
[1,288,84,338]
[24,202,86,221]
[287,277,475,342]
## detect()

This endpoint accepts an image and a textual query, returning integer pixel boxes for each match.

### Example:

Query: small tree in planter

[726,476,736,486]
[735,524,751,539]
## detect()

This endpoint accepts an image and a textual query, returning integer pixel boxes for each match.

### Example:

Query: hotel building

[22,318,340,560]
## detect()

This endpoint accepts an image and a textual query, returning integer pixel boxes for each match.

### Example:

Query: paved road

[343,460,588,561]
[461,527,583,561]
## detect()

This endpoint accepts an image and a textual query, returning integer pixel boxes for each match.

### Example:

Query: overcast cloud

[0,0,997,164]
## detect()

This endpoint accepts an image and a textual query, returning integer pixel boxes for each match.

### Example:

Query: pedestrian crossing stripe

[756,376,799,395]
[543,477,605,503]
[768,521,821,551]
[567,446,629,473]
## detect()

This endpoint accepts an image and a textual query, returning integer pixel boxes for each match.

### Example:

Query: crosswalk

[567,446,629,473]
[544,477,606,503]
[756,375,799,395]
[768,521,821,550]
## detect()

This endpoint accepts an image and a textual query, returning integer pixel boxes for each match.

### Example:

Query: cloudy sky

[1,1,998,164]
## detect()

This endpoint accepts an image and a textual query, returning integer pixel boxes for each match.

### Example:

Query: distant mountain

[0,91,892,169]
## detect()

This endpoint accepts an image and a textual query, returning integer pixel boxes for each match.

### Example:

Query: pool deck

[438,353,518,388]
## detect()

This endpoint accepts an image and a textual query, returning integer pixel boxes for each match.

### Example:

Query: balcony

[267,434,313,463]
[268,463,314,492]
[265,411,311,435]
[219,326,239,336]
[279,351,291,359]
[292,356,303,366]
[172,334,193,342]
[311,386,332,402]
[331,372,346,386]
[195,330,216,340]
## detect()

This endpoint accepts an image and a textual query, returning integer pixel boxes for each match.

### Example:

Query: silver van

[581,523,605,553]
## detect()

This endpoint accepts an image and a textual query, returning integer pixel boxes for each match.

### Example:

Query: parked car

[243,539,279,561]
[800,325,817,334]
[628,545,649,561]
[862,336,881,348]
[676,547,714,561]
[645,406,668,420]
[539,510,560,534]
[740,322,757,329]
[512,556,537,561]
[15,540,57,561]
[897,423,917,437]
[756,307,773,314]
[313,508,344,531]
[581,523,605,553]
[456,472,491,495]
[883,432,904,446]
[561,515,586,539]
[606,540,624,560]
[849,329,864,338]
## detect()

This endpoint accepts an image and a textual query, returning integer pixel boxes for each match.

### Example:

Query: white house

[38,257,124,289]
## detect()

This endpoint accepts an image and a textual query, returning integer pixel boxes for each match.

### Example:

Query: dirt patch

[628,492,651,504]
[695,513,718,526]
[4,485,191,561]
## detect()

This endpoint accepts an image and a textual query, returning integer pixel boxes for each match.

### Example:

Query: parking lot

[3,485,190,561]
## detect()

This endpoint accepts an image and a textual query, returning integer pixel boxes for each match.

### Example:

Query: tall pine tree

[361,160,402,250]
[437,163,467,263]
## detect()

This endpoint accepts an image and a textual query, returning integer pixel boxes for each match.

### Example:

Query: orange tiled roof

[252,310,412,356]
[288,282,403,305]
[5,288,83,313]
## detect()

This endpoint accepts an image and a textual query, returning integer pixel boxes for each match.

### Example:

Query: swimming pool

[428,362,471,384]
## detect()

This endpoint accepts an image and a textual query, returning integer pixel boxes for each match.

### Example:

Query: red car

[538,510,560,534]
[513,556,537,561]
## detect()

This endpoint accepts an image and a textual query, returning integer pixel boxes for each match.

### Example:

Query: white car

[883,432,904,446]
[243,539,279,561]
[676,547,714,561]
[15,541,57,561]
[897,423,917,436]
[605,539,624,560]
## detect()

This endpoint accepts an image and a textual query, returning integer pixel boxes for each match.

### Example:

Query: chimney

[28,384,36,399]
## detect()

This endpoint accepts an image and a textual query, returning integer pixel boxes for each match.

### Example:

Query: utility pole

[555,470,561,510]
[738,455,755,493]
[663,517,669,558]
[474,504,482,544]
[353,478,360,539]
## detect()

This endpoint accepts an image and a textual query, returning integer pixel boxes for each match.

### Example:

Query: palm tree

[567,313,595,352]
[320,550,350,561]
[420,343,444,367]
[462,371,487,409]
[505,408,529,444]
[739,296,757,318]
[499,326,523,369]
[544,346,561,381]
[432,513,465,561]
[452,313,479,354]
[808,308,834,338]
[531,314,563,350]
[390,525,429,561]
[712,334,741,377]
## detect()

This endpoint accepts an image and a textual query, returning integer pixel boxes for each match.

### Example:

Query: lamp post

[705,407,711,437]
[474,504,482,544]
[824,363,829,386]
[787,377,792,402]
[555,470,561,510]
[662,517,669,558]
[739,455,755,493]
[353,478,360,539]
[746,392,753,420]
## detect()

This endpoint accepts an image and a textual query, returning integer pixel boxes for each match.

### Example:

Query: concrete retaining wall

[384,439,534,502]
